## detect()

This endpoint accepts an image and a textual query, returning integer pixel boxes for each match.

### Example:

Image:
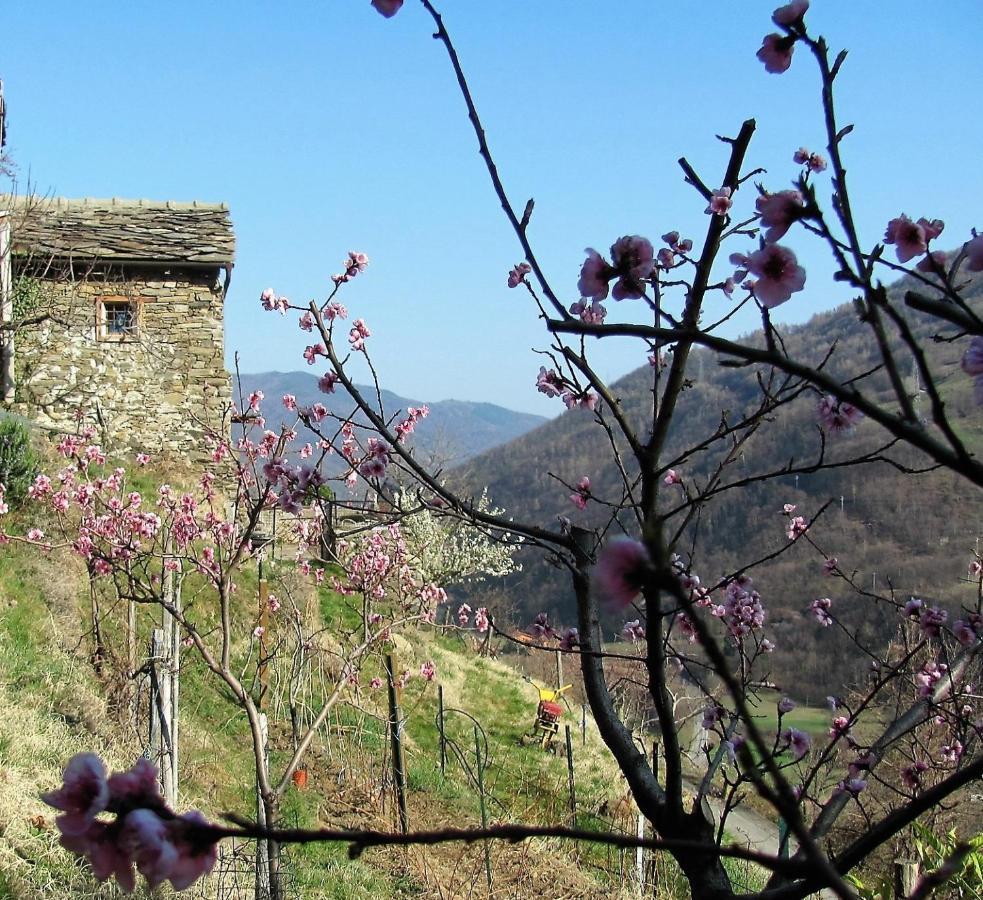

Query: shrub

[0,416,39,506]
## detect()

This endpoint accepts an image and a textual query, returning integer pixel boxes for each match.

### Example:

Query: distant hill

[451,268,983,701]
[236,371,548,465]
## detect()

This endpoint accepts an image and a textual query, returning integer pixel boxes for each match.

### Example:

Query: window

[96,297,138,341]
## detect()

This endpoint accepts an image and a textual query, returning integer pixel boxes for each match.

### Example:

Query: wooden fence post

[384,654,408,833]
[565,724,576,826]
[893,859,919,898]
[635,812,645,898]
[255,712,270,900]
[438,684,446,776]
[474,725,493,892]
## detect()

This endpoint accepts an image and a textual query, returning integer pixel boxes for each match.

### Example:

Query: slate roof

[3,197,235,267]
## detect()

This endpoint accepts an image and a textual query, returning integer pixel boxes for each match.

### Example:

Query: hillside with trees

[453,269,983,701]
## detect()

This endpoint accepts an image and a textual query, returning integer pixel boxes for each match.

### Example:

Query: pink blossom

[787,515,808,540]
[964,232,983,271]
[474,607,490,633]
[527,611,556,641]
[536,367,565,398]
[349,319,371,351]
[756,190,805,242]
[282,394,297,411]
[757,33,796,74]
[829,715,851,740]
[298,311,315,331]
[26,527,45,541]
[60,822,136,892]
[122,809,178,889]
[568,298,607,324]
[918,605,947,638]
[783,728,811,760]
[810,597,833,626]
[570,475,591,509]
[778,697,796,715]
[165,811,219,890]
[940,741,964,765]
[661,232,693,254]
[705,187,733,217]
[772,0,809,27]
[657,248,675,269]
[793,146,826,172]
[884,215,944,263]
[318,371,340,394]
[817,395,864,435]
[914,661,948,698]
[457,603,472,628]
[953,614,981,646]
[135,453,151,466]
[901,760,929,790]
[420,660,436,681]
[507,262,531,288]
[835,778,867,797]
[371,0,403,17]
[558,627,579,651]
[610,235,655,300]
[41,753,110,836]
[577,249,613,300]
[260,288,289,314]
[303,343,326,365]
[746,244,806,308]
[594,536,651,610]
[370,676,383,689]
[622,619,646,642]
[663,469,681,486]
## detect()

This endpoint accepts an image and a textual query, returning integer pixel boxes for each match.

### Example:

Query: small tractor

[520,680,572,752]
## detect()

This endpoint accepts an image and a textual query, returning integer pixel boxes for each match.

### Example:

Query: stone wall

[7,266,231,457]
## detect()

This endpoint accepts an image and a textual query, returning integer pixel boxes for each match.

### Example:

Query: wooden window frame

[95,295,140,342]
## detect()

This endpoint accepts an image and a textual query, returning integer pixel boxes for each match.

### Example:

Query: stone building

[0,196,235,455]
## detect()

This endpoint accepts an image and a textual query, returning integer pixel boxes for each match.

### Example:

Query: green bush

[0,415,39,506]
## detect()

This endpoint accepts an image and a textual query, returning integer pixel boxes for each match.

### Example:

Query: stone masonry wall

[9,268,231,457]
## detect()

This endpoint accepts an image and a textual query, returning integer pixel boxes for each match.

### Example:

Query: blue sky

[3,2,982,415]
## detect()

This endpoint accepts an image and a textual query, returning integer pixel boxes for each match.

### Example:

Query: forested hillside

[453,270,983,701]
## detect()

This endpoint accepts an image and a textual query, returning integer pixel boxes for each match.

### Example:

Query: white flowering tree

[397,487,521,588]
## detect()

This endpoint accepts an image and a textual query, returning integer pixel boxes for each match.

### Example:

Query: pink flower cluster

[884,214,944,264]
[371,0,403,17]
[793,146,827,172]
[331,251,369,285]
[507,261,531,288]
[810,596,833,626]
[42,754,218,893]
[817,395,864,435]
[744,244,806,308]
[395,405,429,444]
[757,2,809,74]
[569,476,591,510]
[534,367,598,411]
[260,288,289,315]
[577,235,654,301]
[594,536,651,610]
[348,318,371,351]
[705,186,733,217]
[713,574,766,638]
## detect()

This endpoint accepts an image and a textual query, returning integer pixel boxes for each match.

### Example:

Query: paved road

[686,780,836,899]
